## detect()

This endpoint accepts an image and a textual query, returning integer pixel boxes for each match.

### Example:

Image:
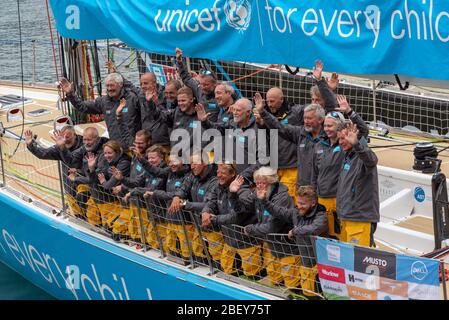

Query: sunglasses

[199,69,216,79]
[327,111,344,120]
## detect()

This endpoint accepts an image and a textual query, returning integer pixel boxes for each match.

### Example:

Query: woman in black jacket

[86,140,130,232]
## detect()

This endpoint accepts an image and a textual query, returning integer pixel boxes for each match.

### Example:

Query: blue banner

[49,1,449,81]
[315,237,441,300]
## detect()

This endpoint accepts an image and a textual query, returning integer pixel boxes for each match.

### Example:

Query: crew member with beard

[58,73,140,150]
[106,60,166,105]
[24,126,85,218]
[196,98,266,183]
[256,102,326,189]
[106,60,171,150]
[261,186,328,297]
[58,127,109,226]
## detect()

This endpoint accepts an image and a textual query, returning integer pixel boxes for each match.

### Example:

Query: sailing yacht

[0,0,448,300]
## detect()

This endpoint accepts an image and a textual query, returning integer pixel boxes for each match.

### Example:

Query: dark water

[0,0,139,86]
[0,261,55,300]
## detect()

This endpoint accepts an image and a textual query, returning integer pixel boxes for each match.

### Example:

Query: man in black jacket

[261,185,328,297]
[58,127,109,226]
[203,172,263,278]
[169,153,218,261]
[24,126,85,217]
[59,74,140,150]
[175,48,219,122]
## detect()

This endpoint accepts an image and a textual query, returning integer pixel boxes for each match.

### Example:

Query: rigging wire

[10,0,25,158]
[44,0,60,81]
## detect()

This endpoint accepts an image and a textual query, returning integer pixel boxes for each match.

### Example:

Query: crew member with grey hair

[239,167,301,287]
[256,97,326,189]
[312,95,369,238]
[24,126,85,218]
[214,82,236,125]
[196,98,265,183]
[57,126,109,226]
[59,73,140,149]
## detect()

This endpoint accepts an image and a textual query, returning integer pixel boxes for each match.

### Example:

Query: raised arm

[59,78,104,115]
[175,48,203,103]
[312,60,338,112]
[25,130,61,160]
[335,95,369,139]
[344,123,378,168]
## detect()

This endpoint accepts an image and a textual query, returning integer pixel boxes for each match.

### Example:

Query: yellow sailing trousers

[263,242,301,288]
[299,265,319,297]
[221,243,264,277]
[277,167,298,201]
[127,205,150,241]
[318,197,338,238]
[340,220,373,247]
[86,198,101,226]
[166,223,205,259]
[202,231,224,262]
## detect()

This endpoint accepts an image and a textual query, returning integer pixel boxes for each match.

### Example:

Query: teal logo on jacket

[189,121,198,129]
[333,146,341,153]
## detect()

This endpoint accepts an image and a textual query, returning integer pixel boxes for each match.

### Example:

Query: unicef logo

[411,261,428,281]
[224,0,252,32]
[414,187,425,203]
